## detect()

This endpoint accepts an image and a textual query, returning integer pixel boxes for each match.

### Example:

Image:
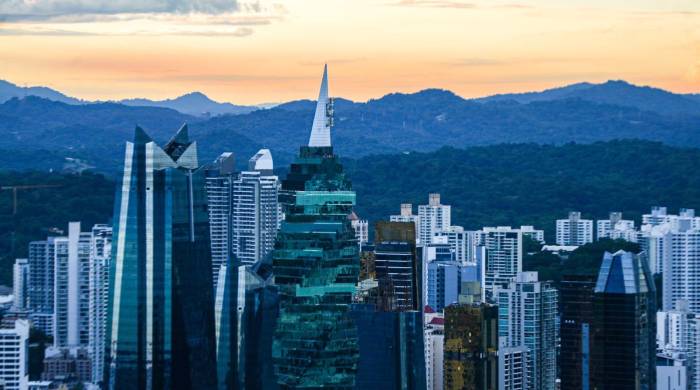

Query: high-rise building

[390,203,421,245]
[12,259,28,310]
[424,307,444,390]
[643,207,700,229]
[0,320,29,390]
[205,152,236,289]
[272,65,361,388]
[53,222,91,348]
[106,124,217,389]
[597,212,635,240]
[559,274,596,390]
[232,150,280,266]
[350,304,427,389]
[374,221,421,311]
[519,225,545,244]
[498,342,528,390]
[556,211,593,246]
[418,194,451,246]
[591,250,656,390]
[481,227,523,302]
[27,238,56,335]
[494,272,557,390]
[657,300,699,390]
[206,150,280,288]
[88,224,112,385]
[427,259,460,312]
[434,225,469,264]
[215,262,279,390]
[663,221,700,313]
[443,303,498,390]
[638,223,671,275]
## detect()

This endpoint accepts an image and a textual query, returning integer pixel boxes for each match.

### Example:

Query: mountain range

[1,78,700,174]
[0,80,258,117]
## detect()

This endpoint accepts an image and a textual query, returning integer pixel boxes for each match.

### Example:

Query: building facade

[106,125,217,389]
[272,65,361,388]
[88,224,112,385]
[12,259,28,310]
[482,227,523,302]
[0,320,29,390]
[556,211,593,246]
[418,194,451,246]
[559,274,596,390]
[390,203,421,245]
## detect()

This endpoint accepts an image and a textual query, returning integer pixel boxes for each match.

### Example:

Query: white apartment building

[520,226,545,244]
[481,227,523,301]
[88,224,112,384]
[0,320,29,390]
[597,212,636,241]
[12,259,28,311]
[348,212,369,248]
[433,225,468,265]
[657,300,700,390]
[556,211,593,246]
[418,194,451,247]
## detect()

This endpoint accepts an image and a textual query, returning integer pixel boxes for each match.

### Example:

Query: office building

[205,152,236,288]
[12,259,28,310]
[215,262,279,390]
[106,124,217,389]
[88,224,112,385]
[591,250,656,389]
[27,238,56,336]
[272,65,361,388]
[494,272,557,390]
[443,303,498,390]
[53,222,91,348]
[481,227,523,302]
[391,203,421,245]
[350,304,426,389]
[426,259,459,312]
[418,194,451,246]
[556,211,593,246]
[0,320,29,390]
[434,225,469,264]
[374,221,421,311]
[559,274,596,390]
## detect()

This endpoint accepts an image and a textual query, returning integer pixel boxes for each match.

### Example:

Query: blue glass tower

[271,65,361,388]
[106,125,217,389]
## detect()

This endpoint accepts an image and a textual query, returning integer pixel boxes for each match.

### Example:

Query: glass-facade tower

[106,125,217,389]
[272,65,361,388]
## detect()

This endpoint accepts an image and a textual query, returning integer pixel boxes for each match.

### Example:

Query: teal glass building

[106,125,217,389]
[272,66,361,388]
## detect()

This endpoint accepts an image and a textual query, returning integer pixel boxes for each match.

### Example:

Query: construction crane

[1,184,62,215]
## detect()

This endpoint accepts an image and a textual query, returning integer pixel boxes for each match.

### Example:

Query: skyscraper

[12,258,28,310]
[556,211,593,246]
[418,194,451,245]
[443,303,499,390]
[559,274,596,390]
[374,221,421,311]
[591,250,656,390]
[272,65,361,388]
[494,272,557,390]
[481,226,523,301]
[27,238,56,335]
[53,222,91,348]
[663,220,700,312]
[106,124,217,389]
[88,224,112,384]
[657,300,699,390]
[206,149,281,288]
[0,320,29,390]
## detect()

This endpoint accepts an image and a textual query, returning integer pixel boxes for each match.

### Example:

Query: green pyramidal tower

[272,65,360,388]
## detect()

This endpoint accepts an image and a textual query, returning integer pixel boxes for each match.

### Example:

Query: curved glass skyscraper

[106,125,217,389]
[272,65,361,388]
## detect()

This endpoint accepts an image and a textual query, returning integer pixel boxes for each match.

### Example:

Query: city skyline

[1,0,699,104]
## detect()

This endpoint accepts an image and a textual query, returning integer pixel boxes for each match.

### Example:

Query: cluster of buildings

[1,66,700,390]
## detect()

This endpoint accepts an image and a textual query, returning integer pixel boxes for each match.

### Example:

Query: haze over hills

[2,79,700,174]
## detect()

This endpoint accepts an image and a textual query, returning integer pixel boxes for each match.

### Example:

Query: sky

[0,0,699,104]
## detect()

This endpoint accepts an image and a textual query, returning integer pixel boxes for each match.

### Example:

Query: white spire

[308,64,332,147]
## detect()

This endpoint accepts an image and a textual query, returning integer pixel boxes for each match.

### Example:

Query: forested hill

[2,139,700,285]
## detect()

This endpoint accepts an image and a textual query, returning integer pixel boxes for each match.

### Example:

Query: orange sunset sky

[1,0,699,104]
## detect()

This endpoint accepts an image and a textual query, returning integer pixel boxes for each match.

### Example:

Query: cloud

[391,0,476,9]
[0,0,241,20]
